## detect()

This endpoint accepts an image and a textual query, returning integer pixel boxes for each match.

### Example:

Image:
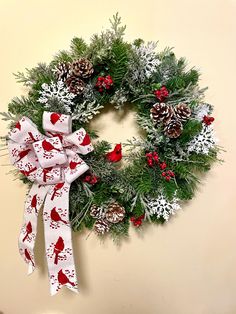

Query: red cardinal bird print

[51,182,64,200]
[53,236,65,265]
[20,166,37,177]
[24,249,35,267]
[16,148,31,162]
[50,112,62,125]
[42,139,61,152]
[28,132,37,142]
[57,269,75,286]
[79,133,91,146]
[69,160,82,170]
[15,121,21,130]
[23,221,32,242]
[42,167,53,182]
[50,207,67,225]
[31,194,37,212]
[106,144,122,162]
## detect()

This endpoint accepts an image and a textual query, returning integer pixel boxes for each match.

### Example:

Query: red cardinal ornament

[79,133,91,146]
[51,182,64,200]
[53,236,65,265]
[50,112,62,125]
[23,221,32,242]
[24,249,35,267]
[58,269,75,286]
[50,207,67,225]
[42,139,61,152]
[106,144,122,162]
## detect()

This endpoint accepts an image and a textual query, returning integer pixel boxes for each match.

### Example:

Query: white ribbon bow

[7,111,93,295]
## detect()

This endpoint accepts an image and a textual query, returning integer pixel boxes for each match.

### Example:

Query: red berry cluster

[130,214,145,227]
[95,75,113,92]
[145,152,175,182]
[203,115,214,125]
[82,173,99,185]
[145,152,159,167]
[153,86,169,102]
[162,170,175,182]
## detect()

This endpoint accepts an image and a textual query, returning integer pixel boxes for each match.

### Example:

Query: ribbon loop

[8,111,93,295]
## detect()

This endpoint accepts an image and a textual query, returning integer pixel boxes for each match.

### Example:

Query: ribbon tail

[43,182,79,295]
[18,183,50,275]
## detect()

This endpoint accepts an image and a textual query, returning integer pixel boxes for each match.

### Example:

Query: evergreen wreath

[2,14,221,241]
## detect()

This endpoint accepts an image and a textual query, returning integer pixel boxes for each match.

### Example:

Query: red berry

[165,176,171,182]
[162,172,166,177]
[203,115,215,125]
[159,162,167,170]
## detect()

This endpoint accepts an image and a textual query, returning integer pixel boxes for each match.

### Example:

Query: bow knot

[8,111,93,185]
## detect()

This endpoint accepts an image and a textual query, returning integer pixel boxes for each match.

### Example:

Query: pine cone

[174,103,191,122]
[164,118,183,138]
[94,219,110,235]
[90,204,104,219]
[150,103,174,125]
[105,202,125,224]
[65,76,85,94]
[53,62,71,81]
[71,58,94,78]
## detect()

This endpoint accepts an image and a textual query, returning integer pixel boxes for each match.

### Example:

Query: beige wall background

[0,1,236,313]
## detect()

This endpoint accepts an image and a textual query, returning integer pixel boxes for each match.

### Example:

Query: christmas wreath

[2,14,220,239]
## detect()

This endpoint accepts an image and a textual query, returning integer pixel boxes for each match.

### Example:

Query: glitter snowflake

[187,125,216,155]
[37,80,75,113]
[130,42,160,82]
[147,193,180,221]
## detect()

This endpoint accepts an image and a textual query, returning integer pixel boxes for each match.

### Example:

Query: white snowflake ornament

[38,80,75,113]
[147,193,180,221]
[187,125,217,155]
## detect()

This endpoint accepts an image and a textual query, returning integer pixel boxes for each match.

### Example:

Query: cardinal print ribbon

[7,111,93,295]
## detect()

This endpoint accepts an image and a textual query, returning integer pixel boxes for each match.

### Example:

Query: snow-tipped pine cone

[71,58,94,78]
[90,204,104,219]
[150,103,174,125]
[65,76,85,94]
[174,103,191,122]
[105,202,125,224]
[94,219,110,235]
[53,62,71,81]
[164,118,183,138]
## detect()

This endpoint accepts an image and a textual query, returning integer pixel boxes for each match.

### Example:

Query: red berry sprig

[95,75,113,92]
[161,170,175,182]
[146,151,159,167]
[82,173,99,185]
[203,115,214,125]
[145,152,175,182]
[153,86,169,102]
[130,214,145,227]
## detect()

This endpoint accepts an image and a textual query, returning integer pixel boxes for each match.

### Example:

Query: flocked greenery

[1,13,221,242]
